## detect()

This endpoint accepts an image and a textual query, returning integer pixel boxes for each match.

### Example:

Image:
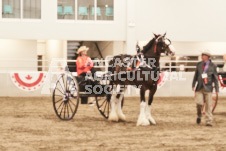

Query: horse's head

[142,33,175,56]
[153,33,175,56]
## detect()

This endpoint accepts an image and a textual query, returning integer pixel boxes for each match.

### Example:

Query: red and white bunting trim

[10,72,47,91]
[157,72,168,89]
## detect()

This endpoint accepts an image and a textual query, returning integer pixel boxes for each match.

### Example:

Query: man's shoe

[196,118,201,124]
[206,123,212,127]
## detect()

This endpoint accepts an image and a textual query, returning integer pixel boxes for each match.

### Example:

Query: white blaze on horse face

[169,45,176,55]
[165,39,170,45]
[165,39,175,55]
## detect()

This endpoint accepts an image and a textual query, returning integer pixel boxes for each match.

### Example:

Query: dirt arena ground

[0,97,226,151]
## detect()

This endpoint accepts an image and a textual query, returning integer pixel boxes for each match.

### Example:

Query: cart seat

[75,75,100,92]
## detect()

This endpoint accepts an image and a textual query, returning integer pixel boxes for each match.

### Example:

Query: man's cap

[202,50,211,57]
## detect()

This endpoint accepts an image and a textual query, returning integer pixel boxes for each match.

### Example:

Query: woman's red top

[76,56,94,76]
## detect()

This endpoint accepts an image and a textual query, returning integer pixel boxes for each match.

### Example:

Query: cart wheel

[202,89,218,114]
[52,73,79,120]
[96,88,124,119]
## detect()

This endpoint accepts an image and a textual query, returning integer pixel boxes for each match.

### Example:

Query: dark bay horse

[107,33,175,126]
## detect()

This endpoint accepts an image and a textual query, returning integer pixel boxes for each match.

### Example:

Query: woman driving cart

[76,46,95,105]
[76,46,94,76]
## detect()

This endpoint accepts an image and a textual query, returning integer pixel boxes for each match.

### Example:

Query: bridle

[127,36,172,71]
[154,36,172,55]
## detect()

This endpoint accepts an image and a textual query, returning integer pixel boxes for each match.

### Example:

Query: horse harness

[126,53,159,73]
[126,35,172,72]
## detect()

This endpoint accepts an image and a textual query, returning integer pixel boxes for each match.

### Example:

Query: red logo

[25,75,32,80]
[10,72,47,91]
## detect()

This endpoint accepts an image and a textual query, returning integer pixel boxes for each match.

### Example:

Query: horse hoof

[108,113,119,122]
[137,121,150,126]
[147,116,156,125]
[118,114,126,122]
[108,117,119,122]
[136,118,150,126]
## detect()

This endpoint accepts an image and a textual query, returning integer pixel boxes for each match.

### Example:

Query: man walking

[192,51,219,126]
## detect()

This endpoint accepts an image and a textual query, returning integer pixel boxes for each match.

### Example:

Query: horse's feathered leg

[108,85,119,122]
[137,88,150,126]
[146,86,157,125]
[116,86,126,121]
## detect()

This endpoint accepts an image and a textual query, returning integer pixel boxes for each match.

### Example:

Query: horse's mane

[141,38,156,54]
